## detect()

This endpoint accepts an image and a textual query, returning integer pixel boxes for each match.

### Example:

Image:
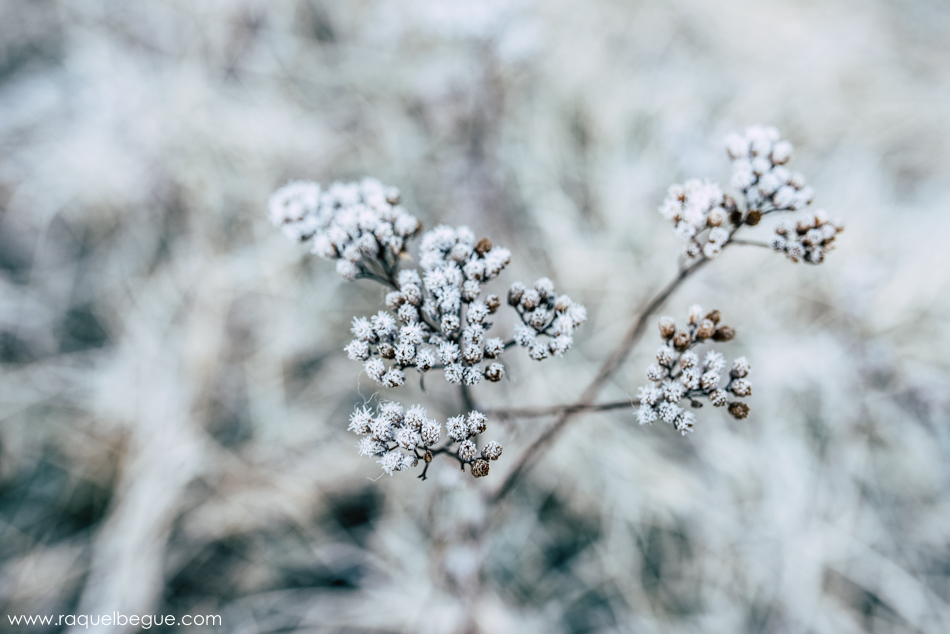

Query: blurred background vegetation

[1,0,949,632]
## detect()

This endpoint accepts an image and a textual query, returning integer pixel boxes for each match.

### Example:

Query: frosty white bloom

[421,419,441,446]
[458,440,478,461]
[704,351,725,373]
[481,441,503,461]
[446,415,470,442]
[730,379,752,397]
[463,367,482,386]
[358,437,386,457]
[345,340,371,361]
[484,337,505,358]
[415,348,435,371]
[732,356,750,378]
[381,368,406,387]
[636,404,658,425]
[444,363,464,384]
[467,411,488,435]
[770,210,843,265]
[351,316,375,342]
[675,411,696,435]
[378,450,409,475]
[484,362,505,382]
[395,427,421,450]
[405,405,427,430]
[658,401,682,424]
[514,324,536,347]
[725,126,816,215]
[348,407,373,435]
[658,179,731,259]
[365,358,386,383]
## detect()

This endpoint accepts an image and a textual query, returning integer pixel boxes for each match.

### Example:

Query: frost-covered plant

[266,125,842,488]
[637,306,751,434]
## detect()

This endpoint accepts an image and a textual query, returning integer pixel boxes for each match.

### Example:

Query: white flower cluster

[508,278,588,361]
[770,210,844,265]
[658,179,736,260]
[636,305,751,434]
[725,125,814,214]
[267,178,421,281]
[349,403,503,478]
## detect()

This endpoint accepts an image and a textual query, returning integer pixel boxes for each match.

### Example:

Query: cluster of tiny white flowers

[508,278,588,361]
[267,178,421,281]
[636,305,751,435]
[725,125,814,214]
[658,179,736,260]
[349,403,503,478]
[770,210,844,265]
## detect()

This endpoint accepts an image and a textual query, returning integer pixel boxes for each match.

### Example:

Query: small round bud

[723,194,738,212]
[712,326,736,342]
[534,277,556,299]
[471,459,490,478]
[746,210,762,226]
[481,441,503,461]
[485,294,501,313]
[458,440,478,461]
[658,316,676,339]
[704,309,721,325]
[475,237,493,255]
[729,209,743,226]
[687,304,704,325]
[378,342,396,359]
[731,356,750,378]
[730,379,752,397]
[508,282,526,306]
[485,362,505,382]
[673,331,691,351]
[728,401,750,420]
[696,319,715,340]
[385,292,405,310]
[423,450,433,463]
[521,289,541,311]
[709,389,727,407]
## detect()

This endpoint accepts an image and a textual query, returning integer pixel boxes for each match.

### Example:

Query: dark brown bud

[508,283,525,306]
[471,459,490,478]
[729,209,743,226]
[485,294,501,313]
[378,343,396,359]
[485,364,504,382]
[475,238,493,256]
[746,210,762,226]
[673,331,691,351]
[704,309,721,325]
[712,325,736,342]
[696,319,715,340]
[423,450,433,463]
[728,401,750,420]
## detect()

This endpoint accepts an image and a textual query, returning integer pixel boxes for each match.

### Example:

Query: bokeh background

[2,1,950,632]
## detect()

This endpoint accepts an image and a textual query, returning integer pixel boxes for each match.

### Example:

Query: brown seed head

[712,325,736,342]
[423,450,433,463]
[485,294,501,313]
[508,283,525,306]
[729,210,743,226]
[696,319,715,340]
[746,210,762,226]
[658,316,676,339]
[475,238,493,256]
[728,401,750,420]
[673,331,691,351]
[704,309,721,325]
[471,459,490,478]
[378,343,396,359]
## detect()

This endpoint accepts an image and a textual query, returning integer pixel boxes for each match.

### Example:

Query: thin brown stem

[491,398,639,419]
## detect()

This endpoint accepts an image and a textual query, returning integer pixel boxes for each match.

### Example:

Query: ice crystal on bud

[635,307,751,434]
[511,278,587,362]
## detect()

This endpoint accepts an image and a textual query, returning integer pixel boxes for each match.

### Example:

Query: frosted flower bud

[370,417,393,442]
[708,227,729,244]
[687,304,704,325]
[485,294,501,313]
[348,407,373,434]
[708,389,727,407]
[398,270,421,287]
[702,242,722,259]
[415,349,434,371]
[528,341,550,361]
[770,235,787,251]
[450,242,473,262]
[468,302,490,325]
[679,368,700,390]
[461,279,481,302]
[728,402,750,419]
[482,441,503,461]
[402,454,419,469]
[700,371,720,391]
[378,450,407,476]
[458,440,478,461]
[646,364,666,381]
[358,437,386,457]
[463,367,482,386]
[707,207,726,227]
[444,363,464,384]
[462,344,483,364]
[552,314,574,337]
[345,340,371,361]
[357,233,379,255]
[395,343,416,365]
[508,282,526,305]
[527,309,550,330]
[440,314,460,334]
[405,405,427,430]
[514,324,536,347]
[401,285,422,307]
[731,160,756,190]
[385,291,405,310]
[484,337,505,358]
[637,385,660,407]
[381,368,405,387]
[336,260,359,281]
[463,258,486,281]
[467,411,488,435]
[696,319,716,340]
[751,155,771,176]
[365,358,386,383]
[704,351,726,372]
[662,380,685,402]
[758,172,781,196]
[471,459,490,478]
[656,346,677,367]
[808,248,825,264]
[549,336,573,357]
[712,325,736,342]
[485,362,504,382]
[786,242,805,262]
[771,140,793,164]
[672,331,691,351]
[372,311,397,338]
[397,303,419,323]
[351,317,375,342]
[421,419,441,445]
[379,402,404,425]
[521,289,540,311]
[730,379,751,397]
[311,235,336,259]
[447,415,470,441]
[685,241,702,259]
[773,186,796,209]
[396,428,421,450]
[731,356,750,378]
[399,323,425,346]
[534,277,556,299]
[658,401,682,423]
[658,316,676,339]
[725,133,750,159]
[439,341,460,365]
[568,304,588,327]
[554,295,572,312]
[378,342,395,359]
[675,411,696,435]
[803,228,824,247]
[679,351,698,369]
[636,404,658,425]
